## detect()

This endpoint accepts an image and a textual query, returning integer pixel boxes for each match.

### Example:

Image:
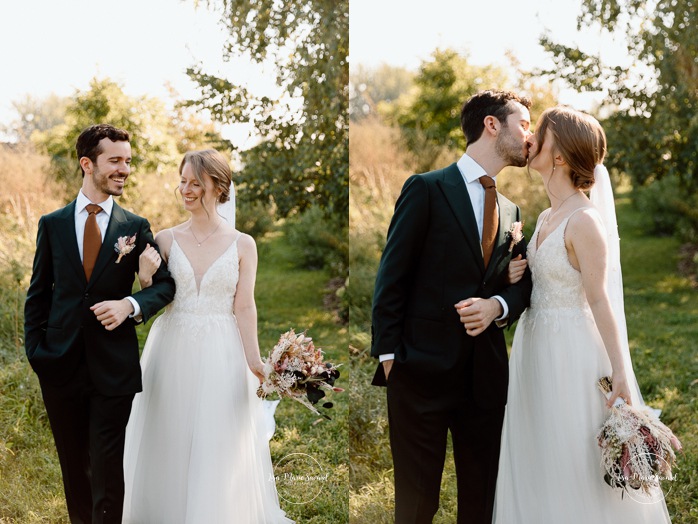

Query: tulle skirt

[122,312,292,523]
[493,307,671,523]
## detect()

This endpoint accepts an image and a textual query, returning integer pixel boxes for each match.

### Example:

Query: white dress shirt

[75,191,141,318]
[379,154,509,363]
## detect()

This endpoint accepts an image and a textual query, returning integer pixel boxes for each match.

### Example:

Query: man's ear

[79,156,93,175]
[483,115,500,137]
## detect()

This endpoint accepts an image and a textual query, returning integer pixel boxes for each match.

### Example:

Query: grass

[614,195,698,522]
[255,231,349,524]
[349,192,698,523]
[0,230,348,523]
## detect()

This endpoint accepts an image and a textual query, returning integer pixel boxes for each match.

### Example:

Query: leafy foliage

[539,0,698,194]
[284,206,347,278]
[33,78,172,196]
[32,78,222,201]
[380,49,505,171]
[235,198,276,238]
[187,0,349,219]
[634,175,698,243]
[379,48,557,173]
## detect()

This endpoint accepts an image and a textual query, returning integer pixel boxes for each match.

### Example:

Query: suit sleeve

[497,205,533,327]
[130,218,176,323]
[371,175,430,358]
[24,216,54,357]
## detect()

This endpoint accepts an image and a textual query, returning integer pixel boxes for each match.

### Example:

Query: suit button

[84,293,89,299]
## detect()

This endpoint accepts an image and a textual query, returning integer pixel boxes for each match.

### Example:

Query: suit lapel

[436,163,485,274]
[87,203,129,287]
[55,200,87,285]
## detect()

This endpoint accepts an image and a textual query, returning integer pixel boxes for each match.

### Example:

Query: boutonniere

[114,234,137,263]
[507,221,525,252]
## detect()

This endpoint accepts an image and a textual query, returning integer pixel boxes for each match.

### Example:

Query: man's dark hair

[460,90,532,145]
[76,124,130,176]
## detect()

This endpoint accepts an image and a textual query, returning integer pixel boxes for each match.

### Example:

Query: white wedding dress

[122,234,293,523]
[493,209,671,523]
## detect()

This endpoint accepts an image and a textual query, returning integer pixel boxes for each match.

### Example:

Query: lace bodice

[527,210,589,312]
[164,237,239,318]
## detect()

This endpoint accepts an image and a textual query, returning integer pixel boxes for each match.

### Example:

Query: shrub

[632,176,698,242]
[284,206,348,278]
[236,199,276,239]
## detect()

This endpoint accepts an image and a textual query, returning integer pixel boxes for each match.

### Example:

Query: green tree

[187,0,348,219]
[539,0,698,190]
[33,78,179,197]
[349,64,415,121]
[506,52,559,128]
[384,48,546,172]
[33,78,223,200]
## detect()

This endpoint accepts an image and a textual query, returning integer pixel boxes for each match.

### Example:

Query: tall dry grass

[0,147,65,356]
[348,118,406,522]
[0,146,71,521]
[348,119,411,342]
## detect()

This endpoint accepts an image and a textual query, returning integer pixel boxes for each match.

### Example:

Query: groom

[371,90,534,523]
[24,124,175,523]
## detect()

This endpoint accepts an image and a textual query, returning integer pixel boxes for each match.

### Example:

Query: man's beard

[495,127,528,168]
[93,166,125,196]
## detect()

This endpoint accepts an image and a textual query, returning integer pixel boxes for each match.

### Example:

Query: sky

[0,1,630,137]
[0,0,279,145]
[349,0,630,110]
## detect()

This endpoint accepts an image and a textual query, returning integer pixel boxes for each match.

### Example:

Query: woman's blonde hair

[533,107,607,190]
[179,150,232,215]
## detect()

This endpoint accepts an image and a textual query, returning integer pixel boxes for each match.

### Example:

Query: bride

[493,107,671,523]
[122,150,292,523]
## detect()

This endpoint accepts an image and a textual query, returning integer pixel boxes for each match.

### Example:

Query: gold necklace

[544,190,579,224]
[189,220,222,247]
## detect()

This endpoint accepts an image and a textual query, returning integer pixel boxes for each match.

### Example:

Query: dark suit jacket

[24,200,176,396]
[371,163,532,408]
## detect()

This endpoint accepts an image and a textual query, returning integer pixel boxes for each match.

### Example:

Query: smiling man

[24,124,175,523]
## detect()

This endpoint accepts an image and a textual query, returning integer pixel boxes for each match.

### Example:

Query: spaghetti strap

[565,206,594,222]
[561,206,596,240]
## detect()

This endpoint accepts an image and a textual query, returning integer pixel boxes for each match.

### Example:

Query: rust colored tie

[479,176,498,268]
[83,204,103,280]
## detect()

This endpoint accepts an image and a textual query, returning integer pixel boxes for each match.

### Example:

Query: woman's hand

[138,243,161,288]
[250,360,265,384]
[507,254,527,284]
[607,371,633,408]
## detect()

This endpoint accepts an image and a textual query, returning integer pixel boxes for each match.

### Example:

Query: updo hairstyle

[534,107,607,190]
